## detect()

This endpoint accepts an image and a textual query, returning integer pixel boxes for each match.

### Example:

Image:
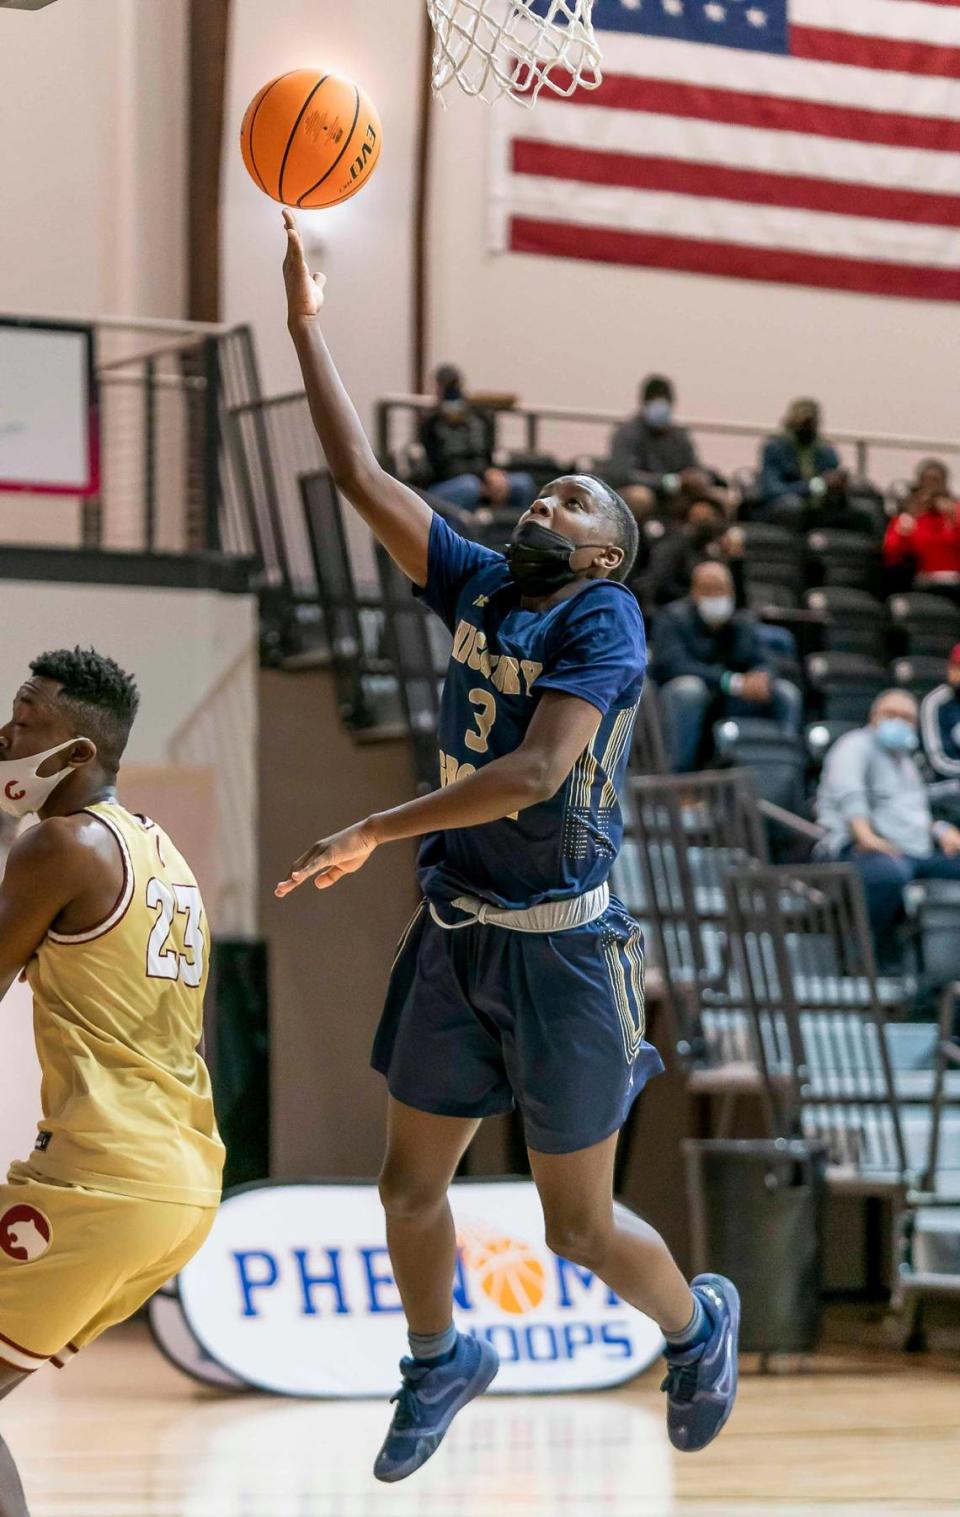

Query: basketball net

[425,0,603,108]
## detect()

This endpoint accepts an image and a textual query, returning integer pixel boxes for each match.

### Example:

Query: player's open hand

[282,210,326,319]
[275,820,378,898]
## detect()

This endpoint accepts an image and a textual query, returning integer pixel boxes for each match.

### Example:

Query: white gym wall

[222,0,960,466]
[0,0,188,320]
[222,0,424,430]
[0,1,956,455]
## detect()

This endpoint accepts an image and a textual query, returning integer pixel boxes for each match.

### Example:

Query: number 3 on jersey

[464,687,497,754]
[146,878,205,988]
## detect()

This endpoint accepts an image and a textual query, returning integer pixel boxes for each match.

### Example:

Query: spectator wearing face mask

[884,462,960,586]
[608,374,732,524]
[754,398,879,535]
[651,561,803,772]
[639,499,746,613]
[816,689,960,953]
[418,364,536,513]
[920,645,960,781]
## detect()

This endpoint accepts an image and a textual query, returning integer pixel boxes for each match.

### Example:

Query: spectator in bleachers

[639,499,745,612]
[754,398,879,535]
[816,689,960,953]
[608,374,731,523]
[651,561,803,772]
[419,364,536,513]
[912,457,954,502]
[883,461,960,586]
[920,644,960,779]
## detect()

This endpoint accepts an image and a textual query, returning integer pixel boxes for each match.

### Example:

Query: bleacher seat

[746,581,800,613]
[460,509,520,552]
[892,656,946,701]
[300,470,401,728]
[805,651,887,723]
[803,587,887,656]
[375,544,451,788]
[740,522,805,596]
[713,718,807,814]
[805,719,860,769]
[806,529,882,593]
[631,681,668,776]
[904,878,960,994]
[888,593,960,660]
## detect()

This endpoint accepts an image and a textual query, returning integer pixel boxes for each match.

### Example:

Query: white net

[425,0,602,108]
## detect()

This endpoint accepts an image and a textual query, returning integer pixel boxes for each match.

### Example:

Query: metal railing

[375,392,960,488]
[0,315,263,563]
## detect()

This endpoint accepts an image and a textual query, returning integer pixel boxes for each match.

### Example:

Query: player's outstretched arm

[275,692,602,895]
[283,211,433,586]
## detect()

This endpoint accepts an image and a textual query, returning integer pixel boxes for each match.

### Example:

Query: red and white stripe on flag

[489,0,960,299]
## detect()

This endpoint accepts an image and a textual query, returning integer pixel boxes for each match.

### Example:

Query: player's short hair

[29,647,140,770]
[580,475,639,584]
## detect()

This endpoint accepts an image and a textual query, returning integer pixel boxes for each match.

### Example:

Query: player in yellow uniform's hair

[0,647,224,1517]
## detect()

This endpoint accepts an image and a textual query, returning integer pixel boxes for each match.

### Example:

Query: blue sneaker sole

[374,1341,500,1484]
[679,1275,741,1454]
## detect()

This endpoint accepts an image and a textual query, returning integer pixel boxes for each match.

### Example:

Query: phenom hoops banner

[170,1182,664,1397]
[490,0,960,300]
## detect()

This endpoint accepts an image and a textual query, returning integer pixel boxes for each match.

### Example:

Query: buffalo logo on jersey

[0,1205,52,1264]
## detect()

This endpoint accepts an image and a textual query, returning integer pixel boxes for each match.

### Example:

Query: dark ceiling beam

[412,13,435,394]
[188,0,232,322]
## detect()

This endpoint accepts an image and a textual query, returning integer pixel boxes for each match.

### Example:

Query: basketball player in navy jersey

[277,212,739,1480]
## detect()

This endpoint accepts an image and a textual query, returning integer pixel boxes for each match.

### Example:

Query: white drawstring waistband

[428,881,610,934]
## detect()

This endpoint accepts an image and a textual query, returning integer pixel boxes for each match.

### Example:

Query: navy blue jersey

[416,514,647,909]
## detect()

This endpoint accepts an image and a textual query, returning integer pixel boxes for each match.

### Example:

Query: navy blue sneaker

[373,1333,500,1483]
[661,1274,740,1453]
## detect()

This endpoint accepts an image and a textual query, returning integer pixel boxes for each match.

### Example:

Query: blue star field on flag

[591,0,789,56]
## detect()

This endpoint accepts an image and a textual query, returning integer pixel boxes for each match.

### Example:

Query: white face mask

[0,739,80,819]
[697,594,735,628]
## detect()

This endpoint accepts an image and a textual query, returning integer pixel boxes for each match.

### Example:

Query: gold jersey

[22,802,224,1207]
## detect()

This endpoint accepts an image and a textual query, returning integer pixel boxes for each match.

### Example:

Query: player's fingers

[291,842,326,877]
[282,214,305,256]
[274,843,326,895]
[314,866,344,890]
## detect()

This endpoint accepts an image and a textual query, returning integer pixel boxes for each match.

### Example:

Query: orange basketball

[240,69,382,210]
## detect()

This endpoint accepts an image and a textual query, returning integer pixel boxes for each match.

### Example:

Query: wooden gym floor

[4,1317,957,1517]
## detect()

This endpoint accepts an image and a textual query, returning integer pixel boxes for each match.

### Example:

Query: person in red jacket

[884,467,960,584]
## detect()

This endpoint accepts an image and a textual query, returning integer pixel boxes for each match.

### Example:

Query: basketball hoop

[424,0,603,108]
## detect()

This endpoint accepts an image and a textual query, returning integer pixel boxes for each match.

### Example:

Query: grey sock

[408,1323,458,1364]
[665,1293,709,1351]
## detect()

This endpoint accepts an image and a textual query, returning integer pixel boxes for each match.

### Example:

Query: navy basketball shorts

[371,897,665,1154]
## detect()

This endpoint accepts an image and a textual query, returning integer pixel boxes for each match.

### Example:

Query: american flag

[489,0,960,299]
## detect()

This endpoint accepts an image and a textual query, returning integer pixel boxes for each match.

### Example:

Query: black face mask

[507,519,609,598]
[793,422,817,447]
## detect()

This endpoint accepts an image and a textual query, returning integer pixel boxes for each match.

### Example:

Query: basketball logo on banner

[458,1220,547,1315]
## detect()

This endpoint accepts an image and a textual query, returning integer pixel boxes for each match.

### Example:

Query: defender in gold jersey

[0,648,224,1517]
